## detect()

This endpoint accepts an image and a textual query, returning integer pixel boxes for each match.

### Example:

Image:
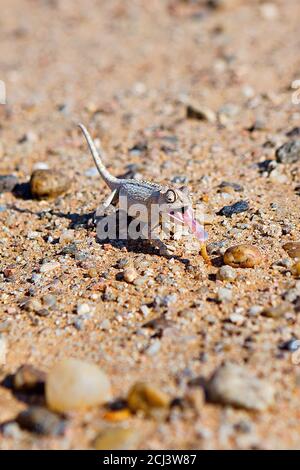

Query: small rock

[229,313,245,325]
[30,169,70,199]
[223,244,262,268]
[276,140,300,164]
[127,382,170,416]
[217,287,232,302]
[16,406,66,436]
[76,303,91,315]
[218,181,244,193]
[279,338,300,352]
[186,102,216,123]
[260,3,279,20]
[61,243,78,256]
[0,175,18,193]
[0,336,7,365]
[46,358,111,412]
[94,427,139,450]
[206,362,275,411]
[123,267,138,283]
[217,265,237,282]
[269,167,288,184]
[218,200,249,217]
[13,365,46,393]
[42,294,57,309]
[248,305,263,316]
[22,298,42,313]
[145,340,161,356]
[287,127,300,138]
[39,261,60,273]
[2,422,22,439]
[59,230,74,245]
[283,242,300,259]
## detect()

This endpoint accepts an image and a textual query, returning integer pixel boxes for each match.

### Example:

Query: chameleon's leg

[148,221,176,256]
[94,189,118,222]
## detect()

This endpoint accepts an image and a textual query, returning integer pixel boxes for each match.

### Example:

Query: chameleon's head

[158,186,192,215]
[158,186,208,242]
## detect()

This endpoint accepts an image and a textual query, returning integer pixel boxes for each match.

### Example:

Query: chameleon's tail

[78,123,119,187]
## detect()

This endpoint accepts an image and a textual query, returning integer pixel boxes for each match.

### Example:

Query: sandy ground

[0,0,300,449]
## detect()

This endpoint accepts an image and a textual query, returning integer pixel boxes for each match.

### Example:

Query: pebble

[269,167,288,184]
[145,340,161,356]
[206,362,275,411]
[217,265,237,282]
[42,294,57,309]
[13,364,46,393]
[0,336,7,365]
[2,422,22,439]
[186,102,216,123]
[16,406,66,436]
[260,3,279,20]
[127,382,170,416]
[291,262,300,278]
[123,266,138,283]
[0,174,18,193]
[283,242,300,259]
[76,303,91,315]
[279,339,300,352]
[217,287,232,302]
[59,230,74,245]
[218,200,249,217]
[229,313,245,325]
[218,181,244,193]
[62,243,78,256]
[223,244,262,268]
[287,127,300,138]
[276,140,300,164]
[30,169,70,199]
[39,261,60,273]
[248,305,263,316]
[46,358,112,412]
[94,427,139,450]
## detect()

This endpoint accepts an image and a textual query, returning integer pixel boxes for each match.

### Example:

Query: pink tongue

[170,208,208,242]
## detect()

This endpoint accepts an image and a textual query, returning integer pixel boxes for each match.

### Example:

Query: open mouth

[169,207,208,242]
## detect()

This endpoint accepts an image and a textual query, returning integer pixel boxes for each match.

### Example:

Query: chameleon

[78,124,208,257]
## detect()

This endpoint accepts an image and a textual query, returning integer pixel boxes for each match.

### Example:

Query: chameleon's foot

[200,243,211,265]
[151,238,176,256]
[159,243,176,256]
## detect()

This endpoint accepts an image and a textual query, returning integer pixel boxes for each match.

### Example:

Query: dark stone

[61,243,78,256]
[218,181,244,192]
[276,140,300,164]
[218,200,249,217]
[0,175,18,193]
[16,406,66,436]
[279,339,300,352]
[257,159,274,173]
[286,127,300,138]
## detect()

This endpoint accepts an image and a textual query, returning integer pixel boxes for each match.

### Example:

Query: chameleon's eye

[165,189,177,203]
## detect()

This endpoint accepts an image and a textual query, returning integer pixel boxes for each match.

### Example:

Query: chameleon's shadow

[8,204,187,263]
